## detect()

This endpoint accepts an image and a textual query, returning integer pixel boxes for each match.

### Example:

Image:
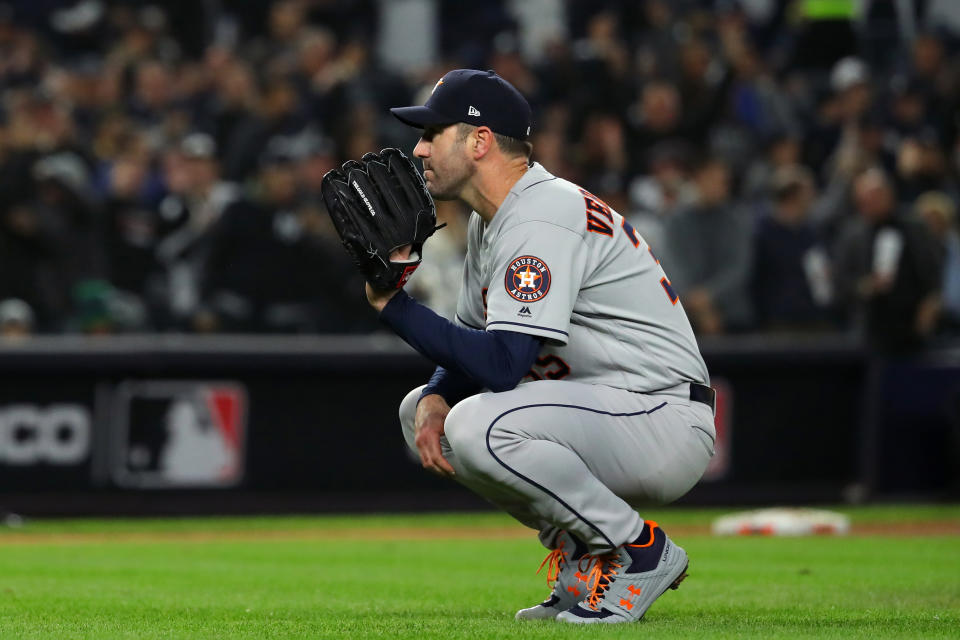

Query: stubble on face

[422,124,475,201]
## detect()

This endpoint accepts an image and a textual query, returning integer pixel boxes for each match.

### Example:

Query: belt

[689,383,716,412]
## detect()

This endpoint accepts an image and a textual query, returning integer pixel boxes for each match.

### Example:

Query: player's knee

[398,385,426,455]
[443,395,492,464]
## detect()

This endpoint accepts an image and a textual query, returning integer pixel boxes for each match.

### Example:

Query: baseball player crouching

[326,69,716,624]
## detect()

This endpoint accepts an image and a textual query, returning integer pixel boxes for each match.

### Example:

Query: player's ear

[472,126,494,160]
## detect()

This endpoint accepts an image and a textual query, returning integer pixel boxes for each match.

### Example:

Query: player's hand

[914,294,941,337]
[414,393,455,477]
[366,245,414,311]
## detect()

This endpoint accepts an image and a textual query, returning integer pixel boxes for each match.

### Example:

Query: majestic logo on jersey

[505,255,551,302]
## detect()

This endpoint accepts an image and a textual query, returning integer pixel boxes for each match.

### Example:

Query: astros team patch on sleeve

[505,255,551,302]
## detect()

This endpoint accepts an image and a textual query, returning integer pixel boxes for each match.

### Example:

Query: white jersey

[455,163,708,392]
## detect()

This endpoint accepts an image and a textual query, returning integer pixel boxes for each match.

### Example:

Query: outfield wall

[0,335,957,516]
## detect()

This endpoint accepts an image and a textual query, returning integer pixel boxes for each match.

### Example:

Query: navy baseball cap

[390,69,532,140]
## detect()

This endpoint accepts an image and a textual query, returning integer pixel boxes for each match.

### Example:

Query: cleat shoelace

[583,552,623,611]
[535,536,595,589]
[536,541,569,588]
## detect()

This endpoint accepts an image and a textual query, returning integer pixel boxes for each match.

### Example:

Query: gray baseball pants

[399,379,715,552]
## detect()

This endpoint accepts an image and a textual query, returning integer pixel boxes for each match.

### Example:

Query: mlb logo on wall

[111,381,246,488]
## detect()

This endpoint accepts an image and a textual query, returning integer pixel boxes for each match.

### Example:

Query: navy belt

[690,383,716,412]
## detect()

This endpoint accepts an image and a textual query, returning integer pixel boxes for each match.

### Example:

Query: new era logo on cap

[390,69,532,140]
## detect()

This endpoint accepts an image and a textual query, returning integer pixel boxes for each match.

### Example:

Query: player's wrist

[367,283,403,312]
[416,394,451,423]
[417,392,449,410]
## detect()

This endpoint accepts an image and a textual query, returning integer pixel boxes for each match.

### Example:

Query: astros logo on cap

[505,255,551,302]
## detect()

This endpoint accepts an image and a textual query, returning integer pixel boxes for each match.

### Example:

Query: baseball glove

[321,148,440,291]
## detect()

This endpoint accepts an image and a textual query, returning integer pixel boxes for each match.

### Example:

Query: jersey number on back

[526,355,571,381]
[579,188,679,305]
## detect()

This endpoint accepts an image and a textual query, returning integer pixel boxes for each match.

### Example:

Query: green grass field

[0,505,958,639]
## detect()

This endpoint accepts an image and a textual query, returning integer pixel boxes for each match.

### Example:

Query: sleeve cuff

[486,320,569,345]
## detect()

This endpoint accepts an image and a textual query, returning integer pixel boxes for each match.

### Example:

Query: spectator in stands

[831,57,874,125]
[742,131,803,202]
[833,168,943,351]
[249,0,309,78]
[720,23,796,167]
[101,139,167,305]
[577,110,629,212]
[204,52,262,178]
[677,37,729,140]
[179,134,240,233]
[0,199,67,331]
[900,32,957,142]
[751,165,834,331]
[802,57,876,175]
[293,27,338,108]
[814,110,897,244]
[0,298,34,339]
[127,59,176,140]
[886,76,935,143]
[569,10,632,107]
[915,192,960,333]
[627,141,695,253]
[663,157,753,334]
[199,138,371,333]
[524,100,576,178]
[32,151,104,282]
[630,141,694,216]
[152,133,240,329]
[219,76,310,181]
[894,132,956,205]
[0,141,105,332]
[294,133,338,205]
[626,81,685,175]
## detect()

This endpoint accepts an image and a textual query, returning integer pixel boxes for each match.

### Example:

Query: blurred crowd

[0,0,959,353]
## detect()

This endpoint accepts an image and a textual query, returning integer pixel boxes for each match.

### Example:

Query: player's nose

[413,138,429,159]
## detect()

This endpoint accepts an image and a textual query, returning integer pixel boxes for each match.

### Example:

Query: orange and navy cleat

[515,530,593,620]
[556,521,688,624]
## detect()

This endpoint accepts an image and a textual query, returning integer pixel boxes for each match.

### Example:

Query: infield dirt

[0,519,957,545]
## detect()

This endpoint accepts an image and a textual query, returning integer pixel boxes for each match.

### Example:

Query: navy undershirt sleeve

[379,290,541,396]
[420,365,481,407]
